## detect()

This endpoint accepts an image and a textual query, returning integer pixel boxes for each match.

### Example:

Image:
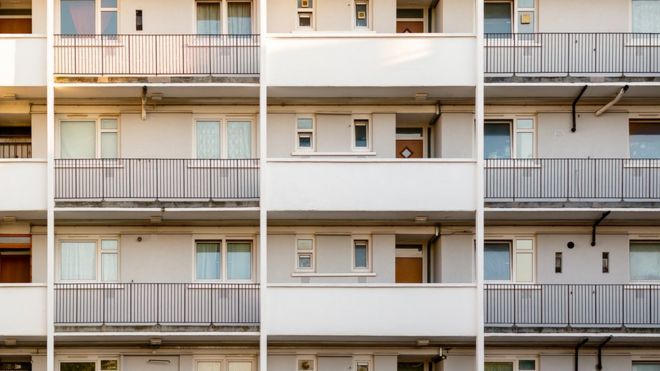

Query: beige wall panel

[316,0,352,31]
[267,234,297,283]
[372,233,395,283]
[121,113,193,158]
[267,113,296,157]
[372,113,396,158]
[32,233,47,284]
[31,113,47,159]
[538,0,629,32]
[268,0,296,32]
[441,112,474,158]
[120,234,193,283]
[441,234,474,283]
[373,0,396,33]
[32,0,47,34]
[316,114,351,152]
[442,0,474,33]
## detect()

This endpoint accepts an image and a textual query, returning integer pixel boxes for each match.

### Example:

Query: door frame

[396,123,430,158]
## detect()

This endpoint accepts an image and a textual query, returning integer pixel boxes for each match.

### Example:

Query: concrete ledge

[55,200,259,208]
[485,76,660,84]
[486,326,660,334]
[55,75,260,84]
[55,324,259,333]
[485,201,660,209]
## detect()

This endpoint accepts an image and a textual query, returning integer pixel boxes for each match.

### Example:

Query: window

[195,240,253,281]
[195,359,255,371]
[630,242,660,281]
[60,0,117,34]
[197,361,222,371]
[297,0,314,29]
[516,0,535,34]
[296,116,315,151]
[484,0,536,35]
[59,238,119,282]
[484,118,534,159]
[353,119,370,150]
[197,1,252,34]
[60,119,118,159]
[485,360,536,371]
[354,0,369,29]
[634,362,660,371]
[484,2,512,34]
[602,252,610,273]
[297,358,316,371]
[60,360,118,371]
[227,361,253,371]
[354,358,371,371]
[353,239,370,271]
[630,121,660,159]
[555,252,562,273]
[632,0,660,33]
[485,239,534,282]
[195,118,253,159]
[296,238,315,272]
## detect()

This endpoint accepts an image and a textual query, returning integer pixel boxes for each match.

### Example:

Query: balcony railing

[0,143,31,158]
[485,284,660,328]
[54,34,260,76]
[55,283,260,325]
[485,158,660,202]
[485,33,660,76]
[55,158,259,201]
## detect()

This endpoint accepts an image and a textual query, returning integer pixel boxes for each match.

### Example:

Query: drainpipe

[596,336,613,370]
[427,225,440,283]
[595,85,629,117]
[141,86,148,121]
[574,338,589,371]
[571,85,589,133]
[428,103,440,157]
[591,211,611,247]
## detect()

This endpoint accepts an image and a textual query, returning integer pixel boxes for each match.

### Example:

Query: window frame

[351,237,371,272]
[632,361,660,371]
[352,0,371,30]
[484,116,536,159]
[484,0,537,35]
[60,0,118,35]
[484,237,536,283]
[295,236,316,273]
[351,116,371,152]
[296,0,315,30]
[194,0,254,35]
[57,117,120,159]
[629,240,660,282]
[193,356,257,371]
[193,238,255,282]
[353,356,373,371]
[295,115,316,152]
[193,116,256,159]
[57,237,120,283]
[58,358,120,371]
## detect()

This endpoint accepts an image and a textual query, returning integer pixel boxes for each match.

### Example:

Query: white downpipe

[258,0,268,369]
[595,85,629,117]
[475,0,485,369]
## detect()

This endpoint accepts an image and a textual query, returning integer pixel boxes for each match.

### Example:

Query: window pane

[228,2,252,34]
[356,363,369,371]
[516,132,534,158]
[227,361,252,371]
[356,3,368,27]
[516,253,533,282]
[61,362,96,371]
[485,243,511,281]
[298,13,312,27]
[100,360,118,371]
[519,360,536,370]
[396,9,424,18]
[101,0,117,7]
[297,0,313,7]
[298,133,312,148]
[354,242,368,268]
[196,121,221,159]
[101,239,118,251]
[197,3,221,34]
[354,121,368,148]
[101,132,118,158]
[298,254,312,269]
[297,239,313,251]
[518,0,534,8]
[101,11,117,34]
[630,122,660,159]
[61,0,95,34]
[227,242,252,280]
[632,0,660,33]
[60,242,96,281]
[484,2,512,34]
[101,253,118,282]
[297,118,313,130]
[196,242,222,280]
[397,363,425,371]
[101,119,117,129]
[485,362,514,371]
[516,118,533,129]
[630,242,660,281]
[485,122,511,159]
[227,121,252,159]
[633,363,660,371]
[60,121,95,159]
[197,362,222,371]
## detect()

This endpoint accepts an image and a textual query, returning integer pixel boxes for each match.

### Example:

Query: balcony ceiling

[55,84,260,99]
[486,84,660,102]
[486,333,660,347]
[268,86,476,100]
[486,208,660,224]
[268,210,476,223]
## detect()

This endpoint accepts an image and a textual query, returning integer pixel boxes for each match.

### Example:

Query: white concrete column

[258,0,268,369]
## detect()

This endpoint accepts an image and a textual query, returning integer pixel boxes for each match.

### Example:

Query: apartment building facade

[0,0,658,370]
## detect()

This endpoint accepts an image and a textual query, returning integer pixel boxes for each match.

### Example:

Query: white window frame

[57,117,120,159]
[484,116,536,159]
[295,115,315,152]
[193,116,256,159]
[351,237,371,272]
[485,357,538,371]
[484,236,535,283]
[194,0,255,34]
[57,237,120,283]
[353,356,373,371]
[296,356,317,371]
[193,238,256,282]
[295,236,316,272]
[351,116,371,151]
[352,0,371,30]
[628,119,660,159]
[58,357,120,371]
[484,0,537,34]
[296,0,315,30]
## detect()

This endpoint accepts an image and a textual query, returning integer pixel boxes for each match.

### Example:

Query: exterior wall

[442,0,475,33]
[32,355,47,371]
[32,113,47,159]
[538,0,629,32]
[443,354,476,371]
[0,36,46,86]
[32,232,47,284]
[32,0,47,34]
[0,160,47,211]
[487,350,635,371]
[440,233,475,283]
[440,112,474,158]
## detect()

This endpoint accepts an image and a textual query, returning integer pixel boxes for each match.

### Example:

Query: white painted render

[0,36,46,86]
[0,284,47,336]
[0,160,47,211]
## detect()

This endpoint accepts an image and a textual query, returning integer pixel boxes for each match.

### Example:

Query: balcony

[54,34,260,83]
[268,284,477,338]
[55,283,259,331]
[0,35,46,86]
[267,34,476,94]
[0,284,47,336]
[485,284,660,332]
[0,159,47,212]
[485,158,660,207]
[54,158,259,208]
[0,142,31,159]
[267,159,477,218]
[485,33,660,82]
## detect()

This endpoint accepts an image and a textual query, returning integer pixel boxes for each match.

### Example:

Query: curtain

[196,242,221,280]
[484,122,511,159]
[630,243,660,280]
[227,242,252,280]
[60,242,96,281]
[629,122,660,159]
[484,243,511,281]
[197,3,221,34]
[484,2,512,34]
[101,253,118,282]
[228,2,252,34]
[61,121,95,159]
[61,0,95,34]
[485,363,514,371]
[633,0,660,33]
[227,121,252,158]
[196,121,221,159]
[101,11,118,34]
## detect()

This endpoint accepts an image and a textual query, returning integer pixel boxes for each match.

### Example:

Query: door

[396,257,423,283]
[396,139,423,159]
[0,253,31,283]
[0,19,32,34]
[396,21,424,33]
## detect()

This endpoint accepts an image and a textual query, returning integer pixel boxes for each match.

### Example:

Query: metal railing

[54,158,259,201]
[54,34,260,76]
[55,283,260,325]
[485,158,660,202]
[0,143,31,158]
[485,33,660,76]
[485,284,660,328]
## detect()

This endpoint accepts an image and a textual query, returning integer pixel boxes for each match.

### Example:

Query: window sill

[291,272,377,277]
[290,151,377,157]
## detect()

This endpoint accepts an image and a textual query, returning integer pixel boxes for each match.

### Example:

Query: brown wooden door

[0,254,31,283]
[396,21,424,33]
[395,257,423,283]
[396,139,423,159]
[0,19,32,34]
